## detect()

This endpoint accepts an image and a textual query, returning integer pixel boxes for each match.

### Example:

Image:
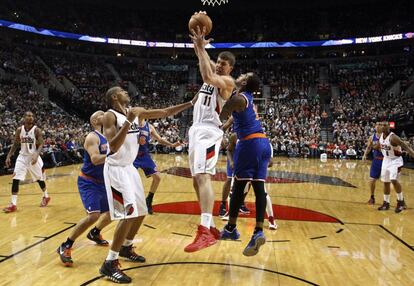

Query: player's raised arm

[391,134,414,158]
[5,127,21,168]
[135,95,198,120]
[220,94,247,121]
[190,27,235,99]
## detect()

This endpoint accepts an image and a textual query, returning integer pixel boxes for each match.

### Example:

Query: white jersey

[192,83,225,127]
[106,109,140,166]
[380,132,403,161]
[19,125,37,156]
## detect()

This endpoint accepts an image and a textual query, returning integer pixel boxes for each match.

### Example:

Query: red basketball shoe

[3,204,17,213]
[40,197,51,207]
[210,227,221,240]
[184,225,217,253]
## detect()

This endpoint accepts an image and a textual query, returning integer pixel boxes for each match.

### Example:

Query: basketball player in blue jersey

[362,122,383,205]
[133,118,181,214]
[219,72,271,256]
[100,87,197,284]
[57,111,112,266]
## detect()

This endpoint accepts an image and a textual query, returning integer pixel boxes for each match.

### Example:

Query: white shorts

[104,164,148,220]
[381,158,403,183]
[189,124,223,176]
[13,154,45,181]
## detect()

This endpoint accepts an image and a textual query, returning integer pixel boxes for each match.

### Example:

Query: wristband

[190,101,194,106]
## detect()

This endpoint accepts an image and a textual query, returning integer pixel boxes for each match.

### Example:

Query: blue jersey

[372,133,384,159]
[80,131,107,181]
[232,92,264,139]
[137,121,150,156]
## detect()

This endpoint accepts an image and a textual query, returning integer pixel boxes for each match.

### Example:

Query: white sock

[396,192,404,201]
[200,213,212,228]
[43,190,49,198]
[384,194,391,203]
[265,194,274,217]
[123,239,133,247]
[106,250,119,261]
[11,195,18,205]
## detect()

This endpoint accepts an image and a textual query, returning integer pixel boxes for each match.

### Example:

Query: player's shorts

[369,158,383,179]
[104,164,148,220]
[13,154,45,181]
[226,158,233,178]
[133,153,158,177]
[233,136,271,181]
[188,124,223,176]
[78,175,109,213]
[381,158,403,183]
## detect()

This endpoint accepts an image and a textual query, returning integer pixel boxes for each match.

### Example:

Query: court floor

[0,154,413,285]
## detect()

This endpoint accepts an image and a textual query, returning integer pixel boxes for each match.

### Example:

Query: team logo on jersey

[100,143,108,152]
[127,122,140,134]
[200,83,215,95]
[21,137,34,144]
[139,135,147,145]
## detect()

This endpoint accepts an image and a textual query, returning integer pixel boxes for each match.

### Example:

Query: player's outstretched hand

[171,142,182,148]
[189,26,213,49]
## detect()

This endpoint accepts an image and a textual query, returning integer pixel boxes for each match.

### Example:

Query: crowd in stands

[1,42,414,173]
[0,79,88,171]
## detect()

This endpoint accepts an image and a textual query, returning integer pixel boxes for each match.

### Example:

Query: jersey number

[202,96,212,107]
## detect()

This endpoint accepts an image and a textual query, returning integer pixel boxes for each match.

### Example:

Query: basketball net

[201,0,228,6]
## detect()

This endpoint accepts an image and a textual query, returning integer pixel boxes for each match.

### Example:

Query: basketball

[188,11,212,36]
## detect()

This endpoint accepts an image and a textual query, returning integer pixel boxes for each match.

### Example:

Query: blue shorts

[133,153,158,177]
[370,158,383,179]
[226,158,233,178]
[77,176,109,213]
[233,137,271,181]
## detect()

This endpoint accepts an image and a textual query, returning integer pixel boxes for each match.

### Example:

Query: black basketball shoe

[219,202,227,218]
[119,245,146,262]
[395,200,407,213]
[87,230,109,246]
[99,259,131,284]
[57,245,73,267]
[378,201,390,211]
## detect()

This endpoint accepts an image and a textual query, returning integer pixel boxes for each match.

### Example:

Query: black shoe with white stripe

[119,245,146,262]
[99,259,131,284]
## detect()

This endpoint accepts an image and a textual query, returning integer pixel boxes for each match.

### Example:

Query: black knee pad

[12,179,20,193]
[37,180,46,189]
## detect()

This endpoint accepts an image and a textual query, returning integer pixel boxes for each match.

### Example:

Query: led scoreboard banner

[1,19,413,49]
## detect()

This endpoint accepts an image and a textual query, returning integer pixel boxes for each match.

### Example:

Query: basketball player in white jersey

[99,86,197,284]
[377,121,414,213]
[3,111,49,213]
[185,26,236,252]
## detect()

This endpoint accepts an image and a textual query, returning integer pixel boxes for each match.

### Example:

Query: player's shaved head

[90,110,105,127]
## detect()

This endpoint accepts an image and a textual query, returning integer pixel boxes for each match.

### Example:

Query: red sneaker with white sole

[184,225,217,253]
[40,197,51,207]
[3,204,17,213]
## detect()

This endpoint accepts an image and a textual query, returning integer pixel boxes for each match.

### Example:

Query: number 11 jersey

[192,83,225,127]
